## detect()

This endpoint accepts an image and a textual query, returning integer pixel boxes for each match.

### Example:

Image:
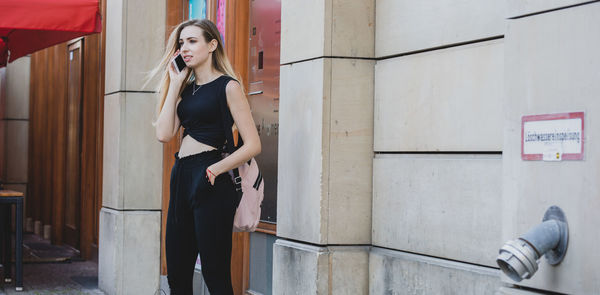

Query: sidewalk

[0,234,104,294]
[0,260,104,295]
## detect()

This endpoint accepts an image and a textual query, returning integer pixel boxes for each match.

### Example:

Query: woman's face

[178,25,216,68]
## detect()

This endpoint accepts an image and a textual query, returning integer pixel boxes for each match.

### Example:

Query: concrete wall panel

[327,59,374,244]
[375,0,505,57]
[125,0,165,91]
[374,40,504,152]
[122,93,162,209]
[104,0,125,94]
[281,0,374,64]
[122,210,161,294]
[273,240,329,295]
[278,58,374,245]
[373,154,502,267]
[369,247,501,294]
[330,246,369,294]
[330,0,374,59]
[5,121,28,183]
[507,0,593,18]
[278,59,330,244]
[503,3,600,294]
[99,208,161,295]
[280,0,326,64]
[273,240,369,295]
[5,57,30,119]
[99,209,119,295]
[105,0,164,93]
[102,93,123,209]
[102,93,162,210]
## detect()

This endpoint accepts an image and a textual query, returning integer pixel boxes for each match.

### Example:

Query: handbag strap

[218,76,243,194]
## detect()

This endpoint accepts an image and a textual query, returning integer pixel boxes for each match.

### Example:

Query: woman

[153,19,261,294]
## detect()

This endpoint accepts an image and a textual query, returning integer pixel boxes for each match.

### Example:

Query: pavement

[0,234,104,294]
[0,260,104,294]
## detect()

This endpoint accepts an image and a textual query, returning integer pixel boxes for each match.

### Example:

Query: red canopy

[0,0,102,67]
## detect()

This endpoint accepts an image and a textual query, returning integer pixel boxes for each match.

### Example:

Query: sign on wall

[521,112,584,161]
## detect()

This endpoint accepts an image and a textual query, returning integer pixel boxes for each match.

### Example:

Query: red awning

[0,0,102,67]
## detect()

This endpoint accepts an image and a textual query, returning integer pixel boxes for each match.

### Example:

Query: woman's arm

[207,80,261,184]
[155,55,189,142]
[155,92,181,143]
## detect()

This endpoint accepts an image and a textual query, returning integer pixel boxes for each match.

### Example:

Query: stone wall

[502,2,600,294]
[1,57,30,213]
[98,0,165,293]
[369,0,505,293]
[274,0,375,293]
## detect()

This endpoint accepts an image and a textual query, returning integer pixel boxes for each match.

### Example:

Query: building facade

[3,0,594,294]
[274,1,600,294]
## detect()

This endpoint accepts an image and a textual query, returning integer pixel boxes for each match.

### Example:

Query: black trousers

[166,150,240,295]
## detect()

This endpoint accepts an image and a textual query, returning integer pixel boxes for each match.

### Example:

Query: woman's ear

[210,39,218,53]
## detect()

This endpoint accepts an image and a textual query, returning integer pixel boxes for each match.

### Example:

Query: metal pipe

[496,206,568,282]
[521,220,561,256]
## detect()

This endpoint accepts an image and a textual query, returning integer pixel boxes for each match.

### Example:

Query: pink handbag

[223,131,264,232]
[231,157,264,232]
[219,77,265,232]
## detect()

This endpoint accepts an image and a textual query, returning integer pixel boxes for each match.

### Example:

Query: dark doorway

[64,41,83,250]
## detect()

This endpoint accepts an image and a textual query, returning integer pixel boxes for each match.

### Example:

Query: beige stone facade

[275,0,600,294]
[82,0,600,293]
[1,57,30,224]
[98,0,165,293]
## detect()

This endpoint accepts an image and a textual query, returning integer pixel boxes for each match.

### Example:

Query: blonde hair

[148,19,243,116]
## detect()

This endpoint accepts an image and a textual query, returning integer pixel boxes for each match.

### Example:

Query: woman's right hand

[168,50,190,87]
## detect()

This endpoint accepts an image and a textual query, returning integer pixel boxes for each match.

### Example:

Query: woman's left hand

[206,166,218,185]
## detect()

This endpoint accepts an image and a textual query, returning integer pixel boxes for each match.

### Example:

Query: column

[98,0,165,294]
[274,0,374,293]
[2,57,30,217]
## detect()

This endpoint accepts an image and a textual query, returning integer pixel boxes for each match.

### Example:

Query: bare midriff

[178,134,218,158]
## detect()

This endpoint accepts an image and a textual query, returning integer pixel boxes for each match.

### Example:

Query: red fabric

[0,0,101,65]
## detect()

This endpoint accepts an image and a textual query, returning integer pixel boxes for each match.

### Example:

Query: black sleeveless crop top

[177,75,236,148]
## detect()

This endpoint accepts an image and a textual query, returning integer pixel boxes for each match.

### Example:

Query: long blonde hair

[148,19,242,115]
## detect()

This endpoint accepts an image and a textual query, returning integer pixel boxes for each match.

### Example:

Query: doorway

[27,33,104,262]
[64,41,83,250]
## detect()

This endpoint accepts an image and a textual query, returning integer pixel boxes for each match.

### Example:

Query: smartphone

[171,53,187,73]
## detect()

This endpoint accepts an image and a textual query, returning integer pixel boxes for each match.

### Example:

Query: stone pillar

[98,0,165,294]
[2,57,30,213]
[274,0,374,293]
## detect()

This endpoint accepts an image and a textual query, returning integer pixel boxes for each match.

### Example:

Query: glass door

[247,0,281,293]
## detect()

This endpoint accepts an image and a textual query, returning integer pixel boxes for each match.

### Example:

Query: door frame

[162,1,282,293]
[64,40,84,249]
[162,1,254,294]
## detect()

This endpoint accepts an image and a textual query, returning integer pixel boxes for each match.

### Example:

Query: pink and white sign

[521,112,584,161]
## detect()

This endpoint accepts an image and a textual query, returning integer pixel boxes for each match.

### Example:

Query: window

[188,0,206,19]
